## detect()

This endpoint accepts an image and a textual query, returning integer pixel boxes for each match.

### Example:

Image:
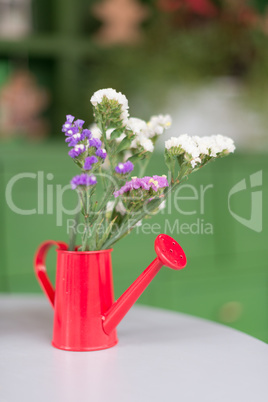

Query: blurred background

[0,0,267,341]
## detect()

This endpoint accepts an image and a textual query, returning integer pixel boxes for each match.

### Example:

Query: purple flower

[65,132,86,147]
[89,138,102,149]
[68,144,86,158]
[71,174,97,189]
[113,175,168,198]
[62,115,75,132]
[115,161,134,174]
[74,119,85,129]
[82,129,92,139]
[65,126,79,137]
[84,156,98,170]
[95,148,107,160]
[66,114,75,123]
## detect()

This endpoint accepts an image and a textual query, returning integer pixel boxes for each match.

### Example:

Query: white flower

[147,114,172,137]
[90,88,129,125]
[106,201,114,212]
[127,117,148,134]
[106,200,126,215]
[90,124,102,139]
[106,128,115,140]
[106,128,126,143]
[135,220,142,227]
[193,135,235,157]
[190,157,201,168]
[132,135,154,152]
[116,201,127,215]
[165,134,235,160]
[158,200,166,211]
[165,134,200,158]
[123,151,132,162]
[139,137,154,152]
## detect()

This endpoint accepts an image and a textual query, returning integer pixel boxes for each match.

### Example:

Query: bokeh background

[0,0,267,342]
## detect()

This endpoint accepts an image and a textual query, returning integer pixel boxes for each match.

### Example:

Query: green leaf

[116,137,132,154]
[110,127,125,140]
[127,153,141,164]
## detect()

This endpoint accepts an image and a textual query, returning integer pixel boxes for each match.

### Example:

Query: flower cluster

[90,88,129,126]
[71,174,97,189]
[114,175,169,198]
[62,114,107,163]
[115,161,134,175]
[165,134,235,168]
[128,115,172,153]
[62,88,235,251]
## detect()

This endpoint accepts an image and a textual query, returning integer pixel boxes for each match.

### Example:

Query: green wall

[0,142,267,342]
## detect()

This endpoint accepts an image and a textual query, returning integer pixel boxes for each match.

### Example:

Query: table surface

[0,295,267,402]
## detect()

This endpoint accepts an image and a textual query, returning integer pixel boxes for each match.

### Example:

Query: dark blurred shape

[0,69,50,141]
[92,0,150,45]
[0,0,32,39]
[158,0,217,16]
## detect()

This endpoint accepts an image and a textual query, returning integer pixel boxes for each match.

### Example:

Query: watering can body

[34,235,187,351]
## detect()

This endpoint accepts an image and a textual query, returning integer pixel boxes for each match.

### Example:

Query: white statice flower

[127,118,153,151]
[192,136,210,155]
[91,125,126,143]
[106,200,126,215]
[90,123,102,139]
[158,200,166,211]
[106,128,116,140]
[193,135,235,157]
[132,135,154,152]
[166,134,235,168]
[127,117,148,134]
[147,114,172,137]
[165,134,200,158]
[106,201,114,213]
[123,150,132,162]
[190,157,202,168]
[210,134,236,155]
[90,88,129,125]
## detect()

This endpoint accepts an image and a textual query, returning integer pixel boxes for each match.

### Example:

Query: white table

[0,295,267,402]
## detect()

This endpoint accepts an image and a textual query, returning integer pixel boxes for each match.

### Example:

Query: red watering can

[34,234,187,351]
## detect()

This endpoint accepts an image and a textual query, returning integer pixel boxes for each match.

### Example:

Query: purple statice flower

[114,175,168,198]
[68,144,86,158]
[95,148,107,160]
[62,115,75,133]
[65,126,79,137]
[65,132,86,147]
[115,161,134,174]
[89,138,102,149]
[71,174,97,189]
[84,156,98,170]
[74,119,85,129]
[82,129,92,139]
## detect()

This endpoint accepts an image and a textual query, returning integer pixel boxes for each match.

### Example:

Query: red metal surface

[103,234,187,335]
[34,234,187,351]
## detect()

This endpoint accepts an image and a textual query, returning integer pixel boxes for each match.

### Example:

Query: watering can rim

[56,247,113,255]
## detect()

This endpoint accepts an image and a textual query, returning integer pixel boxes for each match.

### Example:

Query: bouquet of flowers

[63,88,235,251]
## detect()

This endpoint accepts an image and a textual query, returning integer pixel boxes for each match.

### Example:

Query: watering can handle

[34,240,68,308]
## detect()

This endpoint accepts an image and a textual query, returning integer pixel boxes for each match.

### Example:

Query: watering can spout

[102,234,187,335]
